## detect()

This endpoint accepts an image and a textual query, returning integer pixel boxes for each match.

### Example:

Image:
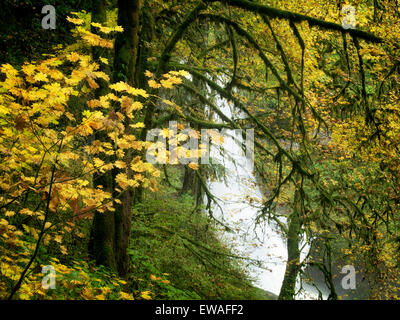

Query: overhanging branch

[205,0,382,43]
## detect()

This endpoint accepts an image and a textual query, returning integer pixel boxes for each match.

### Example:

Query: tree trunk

[180,165,198,195]
[112,0,141,278]
[278,188,302,300]
[113,0,140,85]
[89,0,117,270]
[91,0,110,96]
[90,0,141,277]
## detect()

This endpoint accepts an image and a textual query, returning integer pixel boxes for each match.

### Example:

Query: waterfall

[205,93,324,299]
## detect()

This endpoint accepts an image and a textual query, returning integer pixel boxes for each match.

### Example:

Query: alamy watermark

[145,121,254,170]
[342,5,356,30]
[41,5,56,30]
[341,265,356,290]
[41,265,56,289]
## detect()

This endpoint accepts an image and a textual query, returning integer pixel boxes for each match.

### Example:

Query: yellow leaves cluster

[169,70,189,77]
[207,129,224,145]
[0,219,39,299]
[0,63,18,77]
[140,291,152,300]
[160,77,182,89]
[188,162,199,170]
[130,122,145,129]
[116,173,139,189]
[147,70,189,89]
[120,96,143,117]
[150,274,171,284]
[0,218,24,247]
[91,22,124,34]
[110,81,148,98]
[99,57,109,65]
[148,79,161,89]
[114,160,126,169]
[67,11,123,49]
[10,258,134,300]
[114,157,160,190]
[146,122,206,167]
[81,30,114,48]
[0,16,188,300]
[66,51,81,62]
[119,291,134,300]
[66,16,85,25]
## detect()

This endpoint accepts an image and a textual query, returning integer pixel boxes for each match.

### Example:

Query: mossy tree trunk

[112,0,141,278]
[90,0,141,277]
[181,165,199,196]
[90,0,117,271]
[112,0,140,85]
[278,188,303,300]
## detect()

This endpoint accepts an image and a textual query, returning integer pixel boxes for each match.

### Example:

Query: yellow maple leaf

[34,72,48,82]
[60,245,68,255]
[66,16,85,25]
[127,87,148,98]
[99,57,108,65]
[130,122,145,129]
[120,292,134,300]
[21,64,36,76]
[188,162,199,170]
[150,274,160,281]
[160,79,173,89]
[114,160,126,169]
[116,173,129,189]
[140,291,152,300]
[110,81,129,92]
[5,211,15,217]
[162,99,174,106]
[66,52,81,62]
[93,157,104,168]
[148,79,161,88]
[54,235,62,243]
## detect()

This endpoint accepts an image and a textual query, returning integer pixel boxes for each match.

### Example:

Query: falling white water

[205,94,323,299]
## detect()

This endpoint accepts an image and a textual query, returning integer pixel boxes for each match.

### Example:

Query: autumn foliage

[0,14,189,300]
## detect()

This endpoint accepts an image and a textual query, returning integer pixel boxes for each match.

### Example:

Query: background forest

[1,0,400,301]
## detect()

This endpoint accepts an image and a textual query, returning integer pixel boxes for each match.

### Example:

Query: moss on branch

[206,0,382,43]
